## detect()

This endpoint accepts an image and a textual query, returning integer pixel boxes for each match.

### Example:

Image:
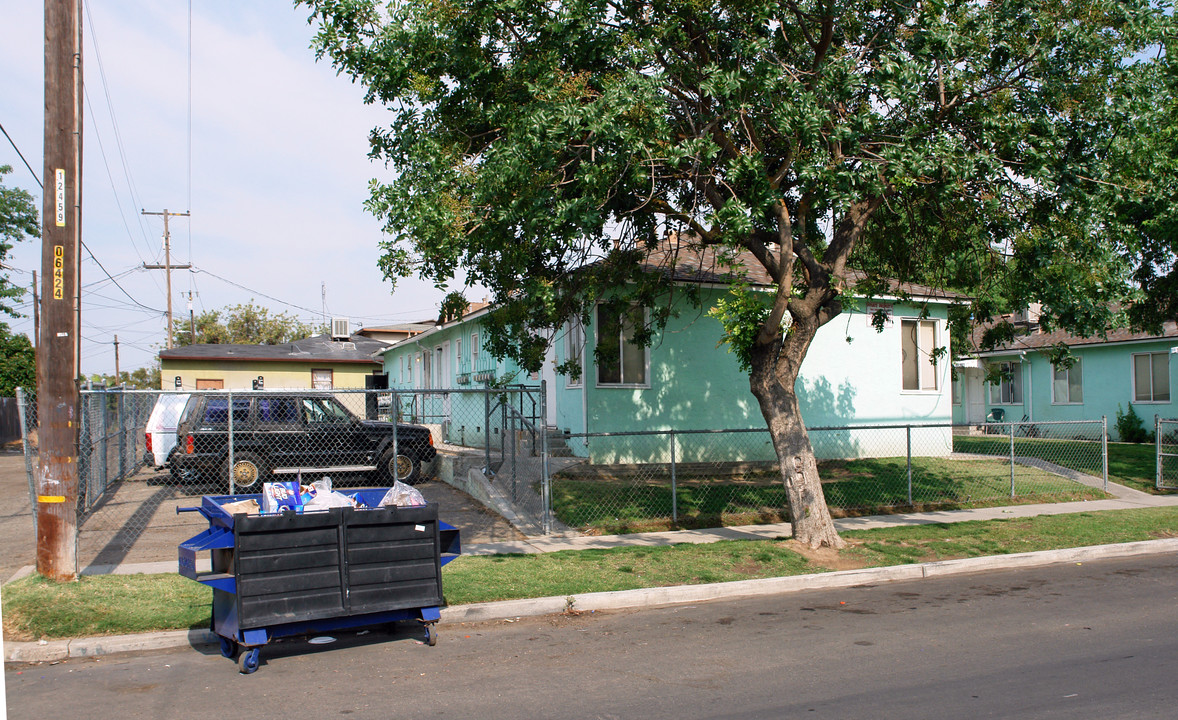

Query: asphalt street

[8,553,1178,720]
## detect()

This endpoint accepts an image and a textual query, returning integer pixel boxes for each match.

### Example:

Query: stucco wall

[160,360,381,391]
[982,338,1178,440]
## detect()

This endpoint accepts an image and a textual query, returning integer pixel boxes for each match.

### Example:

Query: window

[900,319,938,391]
[566,316,584,387]
[257,396,298,424]
[399,356,405,384]
[301,397,351,424]
[597,303,646,386]
[1133,352,1170,403]
[456,337,463,369]
[951,373,962,406]
[195,378,223,390]
[989,361,1023,404]
[471,333,480,370]
[1052,359,1083,404]
[311,369,333,390]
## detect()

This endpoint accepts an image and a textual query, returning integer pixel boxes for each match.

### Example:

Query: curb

[9,537,1178,664]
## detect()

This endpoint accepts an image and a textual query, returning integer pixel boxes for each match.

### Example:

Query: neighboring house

[952,306,1178,439]
[159,332,389,391]
[354,322,436,345]
[378,246,963,462]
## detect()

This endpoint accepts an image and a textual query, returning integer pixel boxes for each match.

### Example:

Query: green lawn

[551,455,1104,535]
[8,505,1178,641]
[953,434,1164,493]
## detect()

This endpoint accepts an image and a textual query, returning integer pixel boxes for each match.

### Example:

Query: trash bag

[379,480,426,508]
[304,476,358,511]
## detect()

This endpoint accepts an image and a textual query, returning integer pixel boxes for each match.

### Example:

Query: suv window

[257,396,299,424]
[203,397,250,425]
[301,397,352,424]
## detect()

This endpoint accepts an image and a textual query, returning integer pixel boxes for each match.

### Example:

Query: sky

[0,1,467,377]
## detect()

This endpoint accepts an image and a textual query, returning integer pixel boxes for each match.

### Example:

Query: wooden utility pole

[141,209,191,349]
[113,334,119,379]
[37,0,83,581]
[32,271,40,351]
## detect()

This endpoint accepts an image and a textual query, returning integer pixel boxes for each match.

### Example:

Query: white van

[144,393,190,468]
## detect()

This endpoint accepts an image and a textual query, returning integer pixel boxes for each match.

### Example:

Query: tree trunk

[749,326,846,549]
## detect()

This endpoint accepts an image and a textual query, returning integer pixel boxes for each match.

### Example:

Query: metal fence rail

[15,384,1118,571]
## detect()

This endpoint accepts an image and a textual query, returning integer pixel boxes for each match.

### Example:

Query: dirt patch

[782,538,870,572]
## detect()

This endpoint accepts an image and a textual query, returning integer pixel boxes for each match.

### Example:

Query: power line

[80,240,165,313]
[0,121,42,188]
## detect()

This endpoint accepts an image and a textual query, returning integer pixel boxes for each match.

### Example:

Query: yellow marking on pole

[38,496,66,503]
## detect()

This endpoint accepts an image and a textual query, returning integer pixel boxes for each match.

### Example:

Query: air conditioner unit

[331,317,350,340]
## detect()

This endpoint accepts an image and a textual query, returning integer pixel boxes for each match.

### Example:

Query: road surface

[8,553,1178,719]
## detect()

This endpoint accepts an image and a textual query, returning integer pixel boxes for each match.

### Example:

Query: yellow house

[159,333,388,390]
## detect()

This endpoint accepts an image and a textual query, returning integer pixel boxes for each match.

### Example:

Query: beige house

[159,333,389,391]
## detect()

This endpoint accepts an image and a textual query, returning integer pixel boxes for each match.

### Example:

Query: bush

[1115,404,1154,444]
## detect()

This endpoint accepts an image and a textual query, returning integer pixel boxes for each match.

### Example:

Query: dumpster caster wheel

[219,637,239,659]
[424,623,437,647]
[238,647,261,674]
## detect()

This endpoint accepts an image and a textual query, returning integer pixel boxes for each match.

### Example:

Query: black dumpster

[178,490,461,673]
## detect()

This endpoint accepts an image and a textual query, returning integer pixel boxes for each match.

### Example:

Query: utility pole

[141,209,191,349]
[37,0,83,582]
[182,290,196,344]
[31,271,39,352]
[113,334,119,379]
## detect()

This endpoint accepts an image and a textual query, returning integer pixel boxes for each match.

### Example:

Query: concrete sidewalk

[8,486,1178,664]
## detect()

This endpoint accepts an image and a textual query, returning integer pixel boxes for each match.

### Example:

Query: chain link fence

[16,384,1115,569]
[550,420,1109,535]
[1157,418,1178,490]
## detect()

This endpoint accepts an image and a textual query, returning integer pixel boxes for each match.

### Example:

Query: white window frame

[1051,359,1083,405]
[566,316,584,388]
[595,302,650,388]
[456,337,463,370]
[989,361,1023,405]
[900,318,939,392]
[311,368,333,390]
[1132,351,1171,404]
[471,333,480,370]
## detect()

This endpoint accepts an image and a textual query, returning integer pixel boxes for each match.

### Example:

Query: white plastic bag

[304,477,358,511]
[379,480,426,508]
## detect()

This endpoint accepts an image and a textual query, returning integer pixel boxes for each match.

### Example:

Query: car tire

[379,450,421,485]
[226,451,269,492]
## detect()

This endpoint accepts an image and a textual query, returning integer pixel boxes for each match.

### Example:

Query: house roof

[159,333,388,365]
[972,318,1178,357]
[641,242,969,301]
[376,242,966,355]
[355,323,436,336]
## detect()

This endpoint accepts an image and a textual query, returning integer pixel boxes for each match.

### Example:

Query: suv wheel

[227,451,269,492]
[380,450,420,484]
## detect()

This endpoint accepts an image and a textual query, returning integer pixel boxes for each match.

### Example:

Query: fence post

[1102,415,1108,492]
[117,391,126,481]
[906,425,913,505]
[670,430,678,524]
[484,389,492,476]
[1009,419,1016,498]
[228,390,235,494]
[540,381,551,535]
[16,387,36,540]
[1156,414,1162,491]
[96,391,108,503]
[392,392,400,482]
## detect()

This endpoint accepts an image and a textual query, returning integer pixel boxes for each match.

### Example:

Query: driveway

[0,451,523,581]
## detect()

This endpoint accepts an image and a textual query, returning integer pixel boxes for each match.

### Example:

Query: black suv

[169,392,437,490]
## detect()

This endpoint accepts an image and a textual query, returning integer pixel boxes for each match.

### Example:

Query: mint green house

[378,253,961,462]
[952,309,1178,439]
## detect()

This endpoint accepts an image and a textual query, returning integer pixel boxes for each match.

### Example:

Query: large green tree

[300,0,1169,547]
[0,164,39,395]
[174,301,323,347]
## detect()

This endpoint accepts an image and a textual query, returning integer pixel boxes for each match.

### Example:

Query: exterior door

[965,367,986,425]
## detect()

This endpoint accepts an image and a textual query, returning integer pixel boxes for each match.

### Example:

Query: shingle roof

[159,333,388,364]
[973,319,1178,356]
[642,242,969,301]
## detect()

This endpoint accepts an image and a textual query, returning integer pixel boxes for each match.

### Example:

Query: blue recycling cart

[178,490,461,673]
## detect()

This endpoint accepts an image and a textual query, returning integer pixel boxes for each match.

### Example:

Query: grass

[551,455,1105,534]
[953,434,1163,492]
[7,505,1178,641]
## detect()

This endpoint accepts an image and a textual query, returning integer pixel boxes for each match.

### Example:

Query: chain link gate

[1156,417,1178,489]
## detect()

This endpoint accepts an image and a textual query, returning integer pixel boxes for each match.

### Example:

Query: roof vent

[331,317,350,340]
